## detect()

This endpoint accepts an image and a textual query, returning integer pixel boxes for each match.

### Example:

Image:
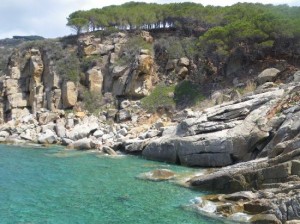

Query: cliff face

[1,30,297,124]
[0,31,159,123]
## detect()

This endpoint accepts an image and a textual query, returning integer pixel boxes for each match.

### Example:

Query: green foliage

[141,81,205,111]
[67,13,89,35]
[154,36,198,60]
[93,27,119,38]
[0,47,12,76]
[197,3,300,71]
[174,81,205,107]
[141,84,175,112]
[257,40,274,48]
[57,52,81,83]
[66,2,222,33]
[80,55,101,72]
[82,89,103,114]
[18,39,82,83]
[119,35,153,64]
[12,35,44,41]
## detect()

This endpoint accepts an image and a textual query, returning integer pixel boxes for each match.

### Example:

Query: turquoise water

[0,144,221,224]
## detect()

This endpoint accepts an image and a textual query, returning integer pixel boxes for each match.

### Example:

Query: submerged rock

[137,169,175,181]
[102,146,118,156]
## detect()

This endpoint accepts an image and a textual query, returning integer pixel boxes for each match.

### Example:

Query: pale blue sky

[0,0,299,39]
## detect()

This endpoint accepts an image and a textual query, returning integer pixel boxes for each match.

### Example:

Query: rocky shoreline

[0,30,299,223]
[0,78,299,223]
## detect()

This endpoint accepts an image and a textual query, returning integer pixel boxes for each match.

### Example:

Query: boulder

[117,109,131,122]
[38,129,57,144]
[257,68,280,85]
[99,44,114,55]
[120,100,131,109]
[249,214,281,224]
[86,67,103,93]
[211,91,224,105]
[38,111,59,125]
[20,129,37,142]
[178,66,189,79]
[124,139,148,153]
[112,65,128,77]
[67,121,99,140]
[69,138,92,150]
[0,131,10,139]
[259,111,300,157]
[145,130,160,138]
[55,119,66,138]
[178,57,190,67]
[93,130,104,138]
[140,49,150,55]
[61,138,73,146]
[62,81,78,108]
[294,71,300,82]
[140,31,153,43]
[102,146,118,155]
[117,128,128,137]
[106,109,117,120]
[102,133,114,141]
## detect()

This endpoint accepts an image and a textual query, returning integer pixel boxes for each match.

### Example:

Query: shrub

[80,55,101,72]
[141,81,205,112]
[154,36,198,60]
[56,52,81,83]
[174,80,205,108]
[119,35,153,64]
[93,27,120,38]
[141,84,175,112]
[82,89,103,114]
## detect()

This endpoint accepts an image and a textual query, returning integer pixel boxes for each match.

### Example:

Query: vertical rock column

[3,51,29,120]
[42,51,62,111]
[28,49,44,116]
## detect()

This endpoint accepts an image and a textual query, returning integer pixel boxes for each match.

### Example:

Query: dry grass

[241,80,257,94]
[194,98,216,111]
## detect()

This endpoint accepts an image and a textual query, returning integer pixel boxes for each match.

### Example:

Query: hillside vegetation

[67,2,300,74]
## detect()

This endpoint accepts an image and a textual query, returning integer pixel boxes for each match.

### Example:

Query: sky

[0,0,299,39]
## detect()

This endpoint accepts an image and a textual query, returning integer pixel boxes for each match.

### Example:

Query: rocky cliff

[0,30,299,223]
[0,31,159,122]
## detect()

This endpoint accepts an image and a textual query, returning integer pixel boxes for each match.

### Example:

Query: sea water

[0,144,223,224]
